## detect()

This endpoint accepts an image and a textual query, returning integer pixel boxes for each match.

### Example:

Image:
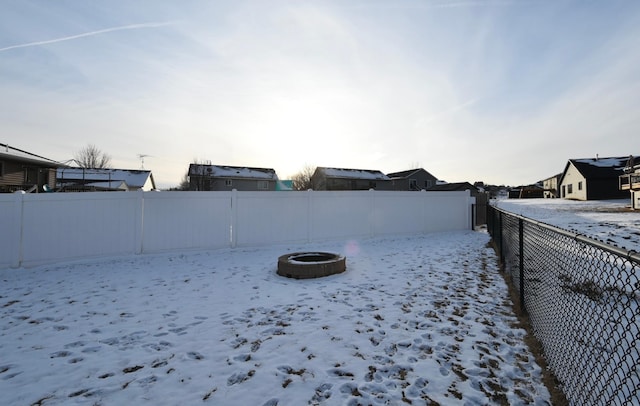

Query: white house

[56,168,156,192]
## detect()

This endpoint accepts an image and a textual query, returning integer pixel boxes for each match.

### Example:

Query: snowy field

[0,230,551,405]
[492,198,639,251]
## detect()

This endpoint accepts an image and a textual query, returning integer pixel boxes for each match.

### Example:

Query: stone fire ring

[277,252,346,279]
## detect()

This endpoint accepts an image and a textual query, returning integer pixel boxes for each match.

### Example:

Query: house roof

[316,167,390,180]
[0,143,62,167]
[426,182,478,192]
[188,164,277,180]
[386,168,436,180]
[565,156,640,180]
[56,168,155,189]
[542,173,562,182]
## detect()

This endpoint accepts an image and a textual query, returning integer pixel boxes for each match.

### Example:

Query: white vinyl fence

[0,189,474,268]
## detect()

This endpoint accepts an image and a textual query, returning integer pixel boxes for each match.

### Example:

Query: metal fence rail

[487,204,640,406]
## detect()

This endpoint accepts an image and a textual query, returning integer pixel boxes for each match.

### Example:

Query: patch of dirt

[493,243,569,406]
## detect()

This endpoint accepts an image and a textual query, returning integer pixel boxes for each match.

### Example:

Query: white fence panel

[234,191,310,246]
[310,191,373,241]
[2,189,474,269]
[423,192,471,232]
[371,191,430,236]
[142,192,232,252]
[20,192,140,266]
[0,194,19,268]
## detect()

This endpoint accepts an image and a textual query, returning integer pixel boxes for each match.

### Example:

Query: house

[0,143,61,193]
[56,168,156,192]
[542,173,562,198]
[387,168,438,191]
[507,184,544,199]
[619,156,640,210]
[311,167,393,190]
[188,164,278,191]
[559,156,640,201]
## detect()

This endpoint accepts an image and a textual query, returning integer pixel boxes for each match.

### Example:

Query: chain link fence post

[518,218,526,314]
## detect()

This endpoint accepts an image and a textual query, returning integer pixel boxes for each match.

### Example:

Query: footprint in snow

[227,369,256,386]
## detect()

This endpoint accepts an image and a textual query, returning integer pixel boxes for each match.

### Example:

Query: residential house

[619,156,640,210]
[311,167,393,190]
[188,164,278,191]
[560,156,639,201]
[542,173,562,198]
[0,143,61,193]
[508,184,544,199]
[56,168,156,192]
[387,168,438,191]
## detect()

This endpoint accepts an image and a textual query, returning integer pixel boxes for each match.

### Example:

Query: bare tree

[74,144,112,168]
[178,171,190,190]
[291,165,316,190]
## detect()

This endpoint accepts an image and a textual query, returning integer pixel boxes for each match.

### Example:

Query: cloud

[0,21,178,53]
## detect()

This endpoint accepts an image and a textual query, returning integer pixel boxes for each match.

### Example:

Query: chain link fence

[487,204,640,405]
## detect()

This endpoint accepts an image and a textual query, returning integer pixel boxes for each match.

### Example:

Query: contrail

[420,98,480,124]
[0,21,177,53]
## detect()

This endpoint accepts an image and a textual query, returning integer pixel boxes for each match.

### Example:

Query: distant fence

[0,189,474,269]
[487,205,640,406]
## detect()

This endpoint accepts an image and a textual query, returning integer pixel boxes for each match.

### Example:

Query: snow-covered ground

[0,231,551,405]
[492,198,639,251]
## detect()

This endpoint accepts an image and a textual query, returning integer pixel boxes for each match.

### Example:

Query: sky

[1,0,640,189]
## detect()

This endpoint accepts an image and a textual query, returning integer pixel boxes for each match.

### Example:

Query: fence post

[134,190,144,255]
[307,189,313,243]
[471,203,476,230]
[230,189,238,248]
[498,211,504,262]
[518,218,526,314]
[11,191,25,268]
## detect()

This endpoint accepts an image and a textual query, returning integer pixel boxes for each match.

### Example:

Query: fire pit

[277,252,346,279]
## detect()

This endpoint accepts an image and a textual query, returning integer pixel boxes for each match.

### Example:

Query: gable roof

[565,156,640,181]
[57,168,155,190]
[315,167,390,180]
[542,173,562,182]
[188,164,277,180]
[427,182,477,192]
[386,168,437,180]
[0,143,62,167]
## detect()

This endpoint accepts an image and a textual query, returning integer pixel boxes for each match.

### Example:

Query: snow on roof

[189,164,277,180]
[56,168,154,189]
[572,156,633,168]
[320,167,390,180]
[72,180,129,190]
[0,143,61,166]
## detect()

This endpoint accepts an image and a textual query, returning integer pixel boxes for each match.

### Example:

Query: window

[567,184,573,194]
[425,180,433,189]
[25,167,38,184]
[409,179,417,190]
[257,180,269,190]
[225,179,233,187]
[578,181,582,191]
[369,181,377,189]
[0,161,4,178]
